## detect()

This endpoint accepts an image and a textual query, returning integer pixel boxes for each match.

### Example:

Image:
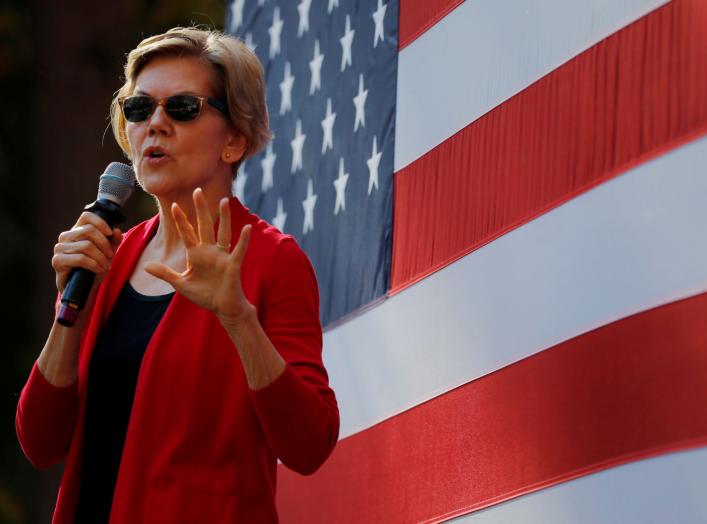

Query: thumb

[144,261,182,286]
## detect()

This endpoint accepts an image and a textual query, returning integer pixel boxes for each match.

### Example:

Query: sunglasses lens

[122,96,154,122]
[165,95,202,121]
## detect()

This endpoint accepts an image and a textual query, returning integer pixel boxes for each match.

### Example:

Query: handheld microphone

[56,162,136,327]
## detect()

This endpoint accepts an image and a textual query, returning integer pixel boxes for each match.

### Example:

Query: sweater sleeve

[15,361,79,469]
[249,238,339,475]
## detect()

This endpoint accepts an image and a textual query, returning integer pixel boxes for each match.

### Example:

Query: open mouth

[144,147,168,161]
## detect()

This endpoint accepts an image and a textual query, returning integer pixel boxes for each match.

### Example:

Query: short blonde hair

[110,27,270,171]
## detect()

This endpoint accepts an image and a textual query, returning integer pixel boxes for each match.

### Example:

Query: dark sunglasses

[119,94,229,122]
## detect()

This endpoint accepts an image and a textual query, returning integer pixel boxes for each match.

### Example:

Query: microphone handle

[56,199,126,327]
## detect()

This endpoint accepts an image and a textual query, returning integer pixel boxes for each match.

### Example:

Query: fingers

[144,261,183,286]
[58,223,115,260]
[217,198,231,250]
[193,188,215,244]
[53,217,118,292]
[171,202,198,248]
[52,252,107,275]
[230,224,252,267]
[53,252,108,292]
[54,239,110,269]
[110,228,123,246]
[53,251,107,273]
[73,211,113,236]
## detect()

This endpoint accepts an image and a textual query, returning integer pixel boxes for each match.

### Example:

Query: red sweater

[16,198,339,523]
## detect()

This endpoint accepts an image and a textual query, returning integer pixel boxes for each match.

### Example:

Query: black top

[74,282,173,524]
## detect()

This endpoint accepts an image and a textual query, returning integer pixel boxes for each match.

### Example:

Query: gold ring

[216,243,229,251]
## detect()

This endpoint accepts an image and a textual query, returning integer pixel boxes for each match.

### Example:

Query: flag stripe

[279,292,707,522]
[394,0,669,171]
[449,447,707,524]
[392,0,707,291]
[398,0,464,50]
[325,133,707,439]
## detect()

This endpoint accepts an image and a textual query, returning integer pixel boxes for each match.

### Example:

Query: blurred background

[1,1,225,522]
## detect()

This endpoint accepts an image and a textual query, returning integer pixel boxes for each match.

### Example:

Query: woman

[16,27,339,523]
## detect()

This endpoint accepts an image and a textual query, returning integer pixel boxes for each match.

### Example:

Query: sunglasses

[119,94,229,123]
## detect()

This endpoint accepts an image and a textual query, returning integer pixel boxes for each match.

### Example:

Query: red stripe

[391,0,707,292]
[277,293,707,523]
[398,0,465,50]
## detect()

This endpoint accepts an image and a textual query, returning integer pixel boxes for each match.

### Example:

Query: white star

[244,32,257,53]
[339,15,355,72]
[367,136,383,194]
[261,143,276,192]
[328,0,339,14]
[372,0,387,48]
[297,0,312,37]
[229,0,245,33]
[272,198,287,231]
[309,39,324,95]
[333,158,349,215]
[232,166,247,202]
[279,62,295,115]
[321,98,336,154]
[302,179,317,234]
[290,119,306,174]
[353,74,368,132]
[268,7,284,60]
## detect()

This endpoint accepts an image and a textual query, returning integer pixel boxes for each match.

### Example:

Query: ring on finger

[216,243,229,251]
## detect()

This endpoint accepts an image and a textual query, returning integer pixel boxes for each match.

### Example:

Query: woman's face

[126,56,240,201]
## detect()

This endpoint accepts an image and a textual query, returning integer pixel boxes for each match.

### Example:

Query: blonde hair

[110,27,270,172]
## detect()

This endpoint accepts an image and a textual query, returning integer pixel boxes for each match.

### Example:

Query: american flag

[228,0,707,522]
[227,0,397,327]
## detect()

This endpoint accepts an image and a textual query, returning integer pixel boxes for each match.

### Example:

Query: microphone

[56,162,136,327]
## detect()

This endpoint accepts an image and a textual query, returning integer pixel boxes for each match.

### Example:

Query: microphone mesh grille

[97,162,136,205]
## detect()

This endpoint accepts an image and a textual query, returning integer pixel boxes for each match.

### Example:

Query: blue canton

[227,0,398,327]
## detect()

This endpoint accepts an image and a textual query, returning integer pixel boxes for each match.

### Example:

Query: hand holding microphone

[52,162,135,327]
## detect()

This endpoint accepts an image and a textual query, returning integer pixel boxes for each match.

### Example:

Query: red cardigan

[16,198,339,523]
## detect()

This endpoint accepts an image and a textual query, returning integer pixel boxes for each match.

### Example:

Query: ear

[221,132,247,165]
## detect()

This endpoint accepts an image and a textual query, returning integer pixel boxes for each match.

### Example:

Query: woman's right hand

[51,212,123,293]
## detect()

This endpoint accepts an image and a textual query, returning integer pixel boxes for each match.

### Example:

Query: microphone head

[97,162,136,206]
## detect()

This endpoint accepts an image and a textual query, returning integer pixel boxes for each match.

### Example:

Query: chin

[137,175,178,199]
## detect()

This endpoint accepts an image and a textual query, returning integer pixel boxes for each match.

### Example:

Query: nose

[147,104,173,136]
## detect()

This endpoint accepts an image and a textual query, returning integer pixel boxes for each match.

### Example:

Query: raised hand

[144,188,255,327]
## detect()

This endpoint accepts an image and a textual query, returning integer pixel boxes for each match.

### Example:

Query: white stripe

[447,447,707,523]
[394,0,670,171]
[325,134,707,439]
